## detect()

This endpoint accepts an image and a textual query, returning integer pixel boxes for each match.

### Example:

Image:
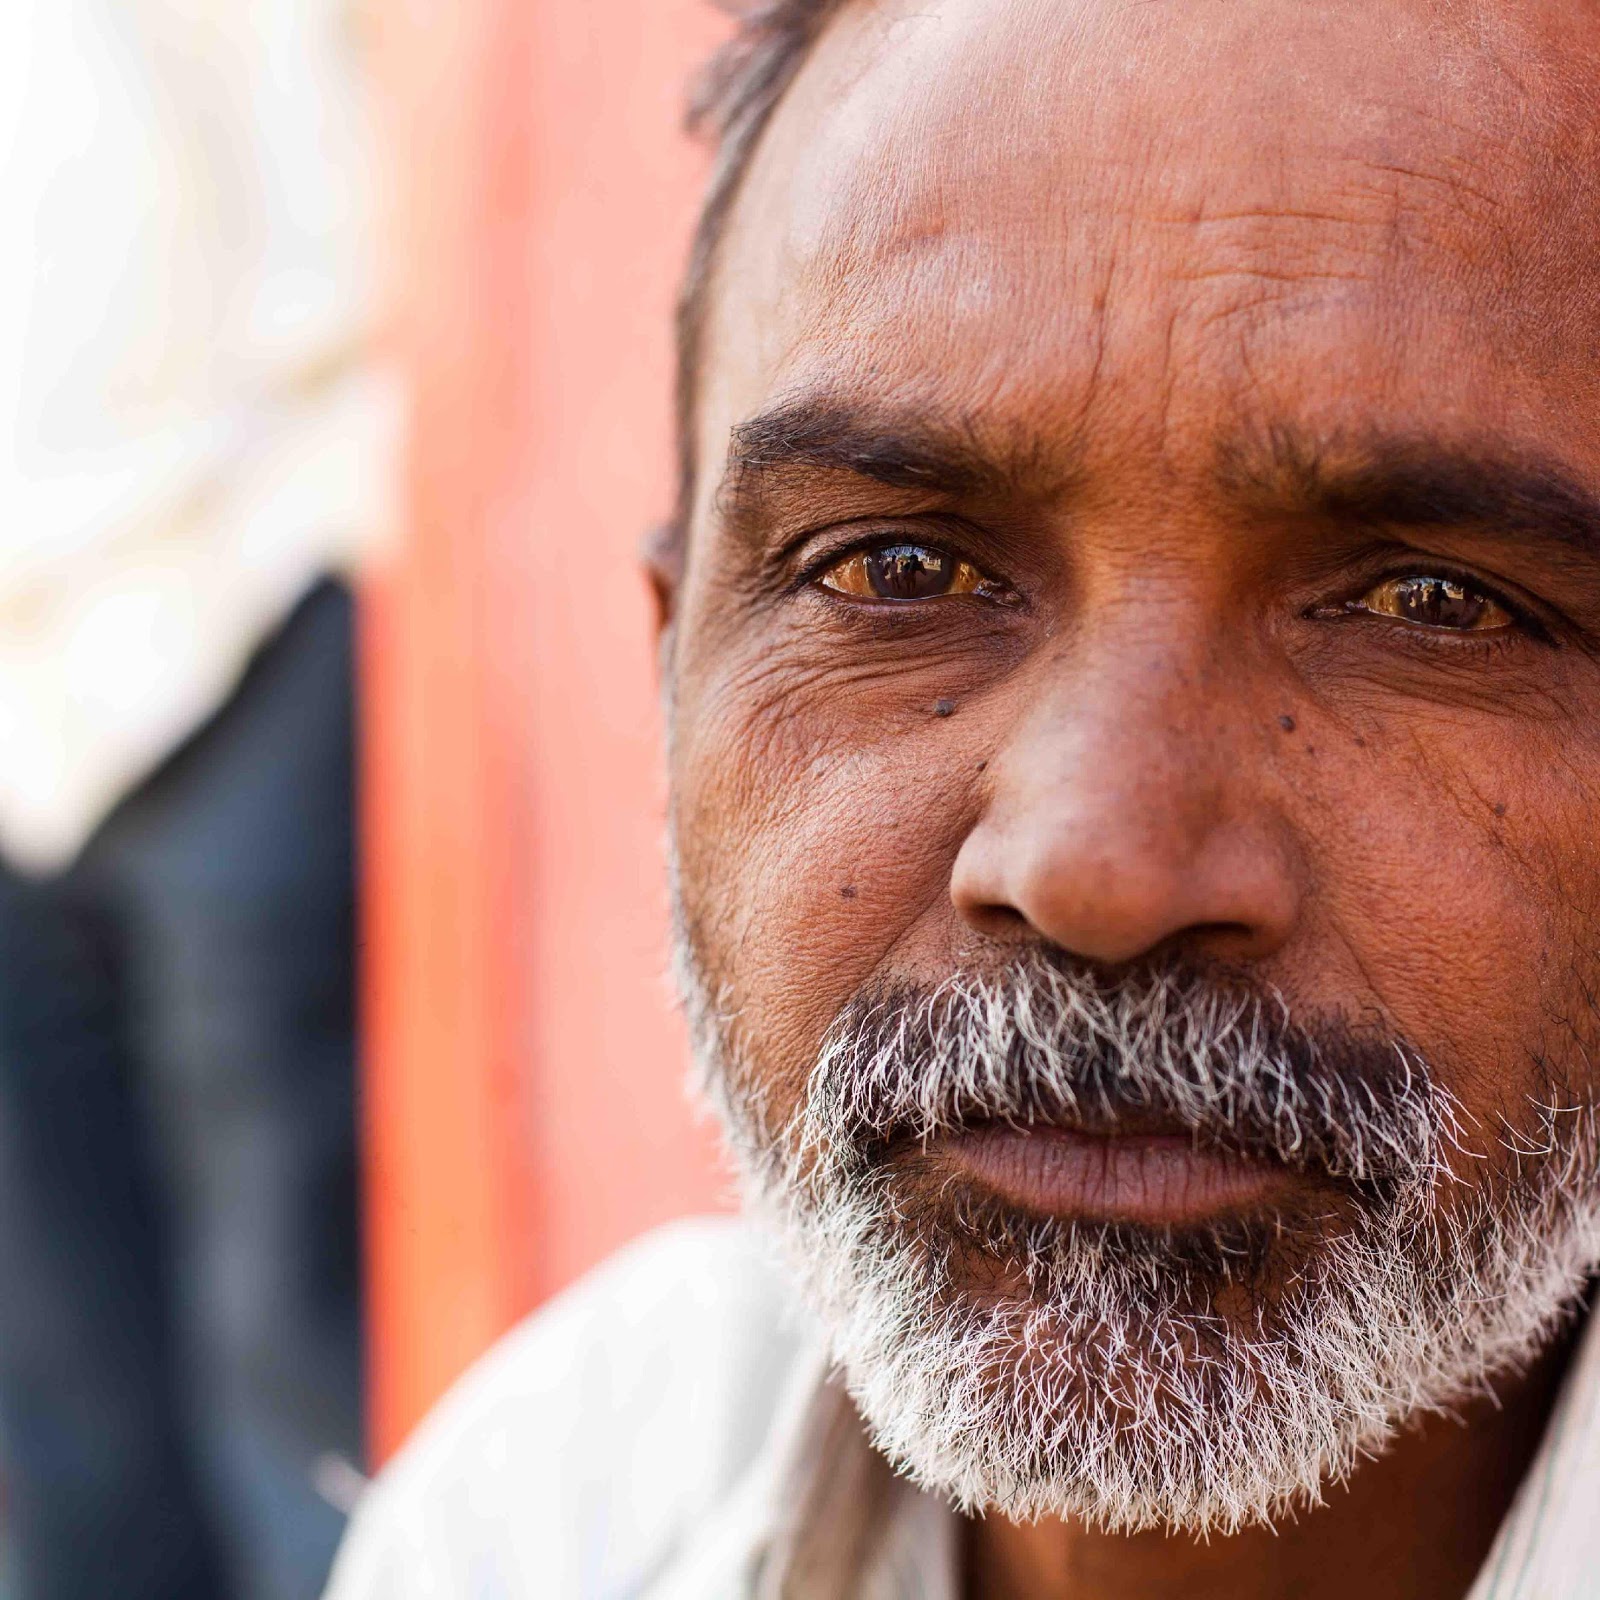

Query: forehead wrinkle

[723,0,1596,300]
[793,91,1548,348]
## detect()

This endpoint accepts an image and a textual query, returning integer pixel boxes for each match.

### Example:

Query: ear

[642,520,685,663]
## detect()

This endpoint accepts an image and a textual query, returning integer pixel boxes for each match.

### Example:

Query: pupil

[867,544,952,600]
[1399,576,1479,629]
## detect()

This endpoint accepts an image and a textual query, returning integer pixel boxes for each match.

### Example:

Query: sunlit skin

[654,0,1600,1595]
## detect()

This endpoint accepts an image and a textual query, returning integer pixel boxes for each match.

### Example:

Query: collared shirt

[324,1217,1600,1599]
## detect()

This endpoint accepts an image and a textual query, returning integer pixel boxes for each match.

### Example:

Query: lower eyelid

[1339,612,1528,656]
[1301,593,1555,653]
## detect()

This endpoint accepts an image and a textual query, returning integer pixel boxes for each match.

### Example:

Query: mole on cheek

[840,884,858,899]
[934,699,956,718]
[1278,715,1296,733]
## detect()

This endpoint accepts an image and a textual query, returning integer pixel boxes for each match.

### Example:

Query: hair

[668,0,843,555]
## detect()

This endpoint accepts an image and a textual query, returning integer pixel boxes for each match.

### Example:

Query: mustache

[795,954,1457,1194]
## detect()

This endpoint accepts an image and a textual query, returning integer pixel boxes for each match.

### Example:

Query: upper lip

[897,1109,1226,1148]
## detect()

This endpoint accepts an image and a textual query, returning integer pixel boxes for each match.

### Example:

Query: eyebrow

[717,399,1600,564]
[1222,427,1600,559]
[717,396,1057,526]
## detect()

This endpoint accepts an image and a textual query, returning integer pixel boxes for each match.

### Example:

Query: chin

[751,1170,1600,1537]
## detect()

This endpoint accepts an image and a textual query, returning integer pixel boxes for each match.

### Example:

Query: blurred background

[0,2,728,1595]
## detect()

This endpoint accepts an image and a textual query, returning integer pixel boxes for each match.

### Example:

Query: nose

[950,651,1303,969]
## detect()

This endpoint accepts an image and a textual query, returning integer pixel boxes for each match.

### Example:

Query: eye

[819,542,994,601]
[1345,574,1515,632]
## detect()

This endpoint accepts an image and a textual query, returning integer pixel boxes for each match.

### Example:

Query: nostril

[1141,920,1262,970]
[963,901,1033,938]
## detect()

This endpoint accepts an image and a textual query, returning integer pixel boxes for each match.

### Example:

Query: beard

[675,931,1600,1536]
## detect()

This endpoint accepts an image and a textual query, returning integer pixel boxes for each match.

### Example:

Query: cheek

[670,646,986,1119]
[1312,717,1600,1152]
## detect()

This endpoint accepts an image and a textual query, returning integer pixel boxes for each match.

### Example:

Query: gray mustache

[797,957,1454,1193]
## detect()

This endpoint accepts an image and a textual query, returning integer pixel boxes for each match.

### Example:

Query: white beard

[675,937,1600,1535]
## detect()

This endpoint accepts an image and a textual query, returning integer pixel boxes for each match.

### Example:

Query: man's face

[665,0,1600,1533]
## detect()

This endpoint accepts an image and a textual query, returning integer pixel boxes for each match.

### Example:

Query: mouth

[914,1121,1311,1228]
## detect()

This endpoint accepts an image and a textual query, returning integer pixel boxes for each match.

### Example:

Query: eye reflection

[1349,574,1514,632]
[820,543,991,601]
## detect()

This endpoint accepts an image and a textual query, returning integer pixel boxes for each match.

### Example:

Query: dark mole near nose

[1494,803,1507,818]
[1278,715,1296,733]
[934,699,956,718]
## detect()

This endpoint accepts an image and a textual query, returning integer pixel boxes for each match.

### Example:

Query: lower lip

[928,1125,1299,1226]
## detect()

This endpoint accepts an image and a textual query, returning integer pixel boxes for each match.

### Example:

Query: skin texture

[657,0,1600,1594]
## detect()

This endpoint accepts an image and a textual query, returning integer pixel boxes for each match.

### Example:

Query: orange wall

[364,0,730,1461]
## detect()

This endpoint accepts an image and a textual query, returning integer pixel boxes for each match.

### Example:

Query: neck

[964,1323,1579,1600]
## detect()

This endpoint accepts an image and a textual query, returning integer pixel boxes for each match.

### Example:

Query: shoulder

[325,1216,808,1600]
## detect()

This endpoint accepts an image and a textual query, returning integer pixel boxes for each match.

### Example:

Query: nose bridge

[952,601,1300,966]
[1016,619,1235,849]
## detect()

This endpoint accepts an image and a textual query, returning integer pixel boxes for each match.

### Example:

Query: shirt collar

[646,1336,958,1600]
[1467,1302,1600,1600]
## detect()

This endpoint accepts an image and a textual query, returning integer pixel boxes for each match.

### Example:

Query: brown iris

[1351,574,1513,632]
[820,543,991,601]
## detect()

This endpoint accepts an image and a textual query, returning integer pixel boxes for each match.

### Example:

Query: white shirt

[326,1216,1600,1599]
[0,0,395,870]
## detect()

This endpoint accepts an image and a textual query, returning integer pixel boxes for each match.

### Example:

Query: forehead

[695,0,1600,507]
